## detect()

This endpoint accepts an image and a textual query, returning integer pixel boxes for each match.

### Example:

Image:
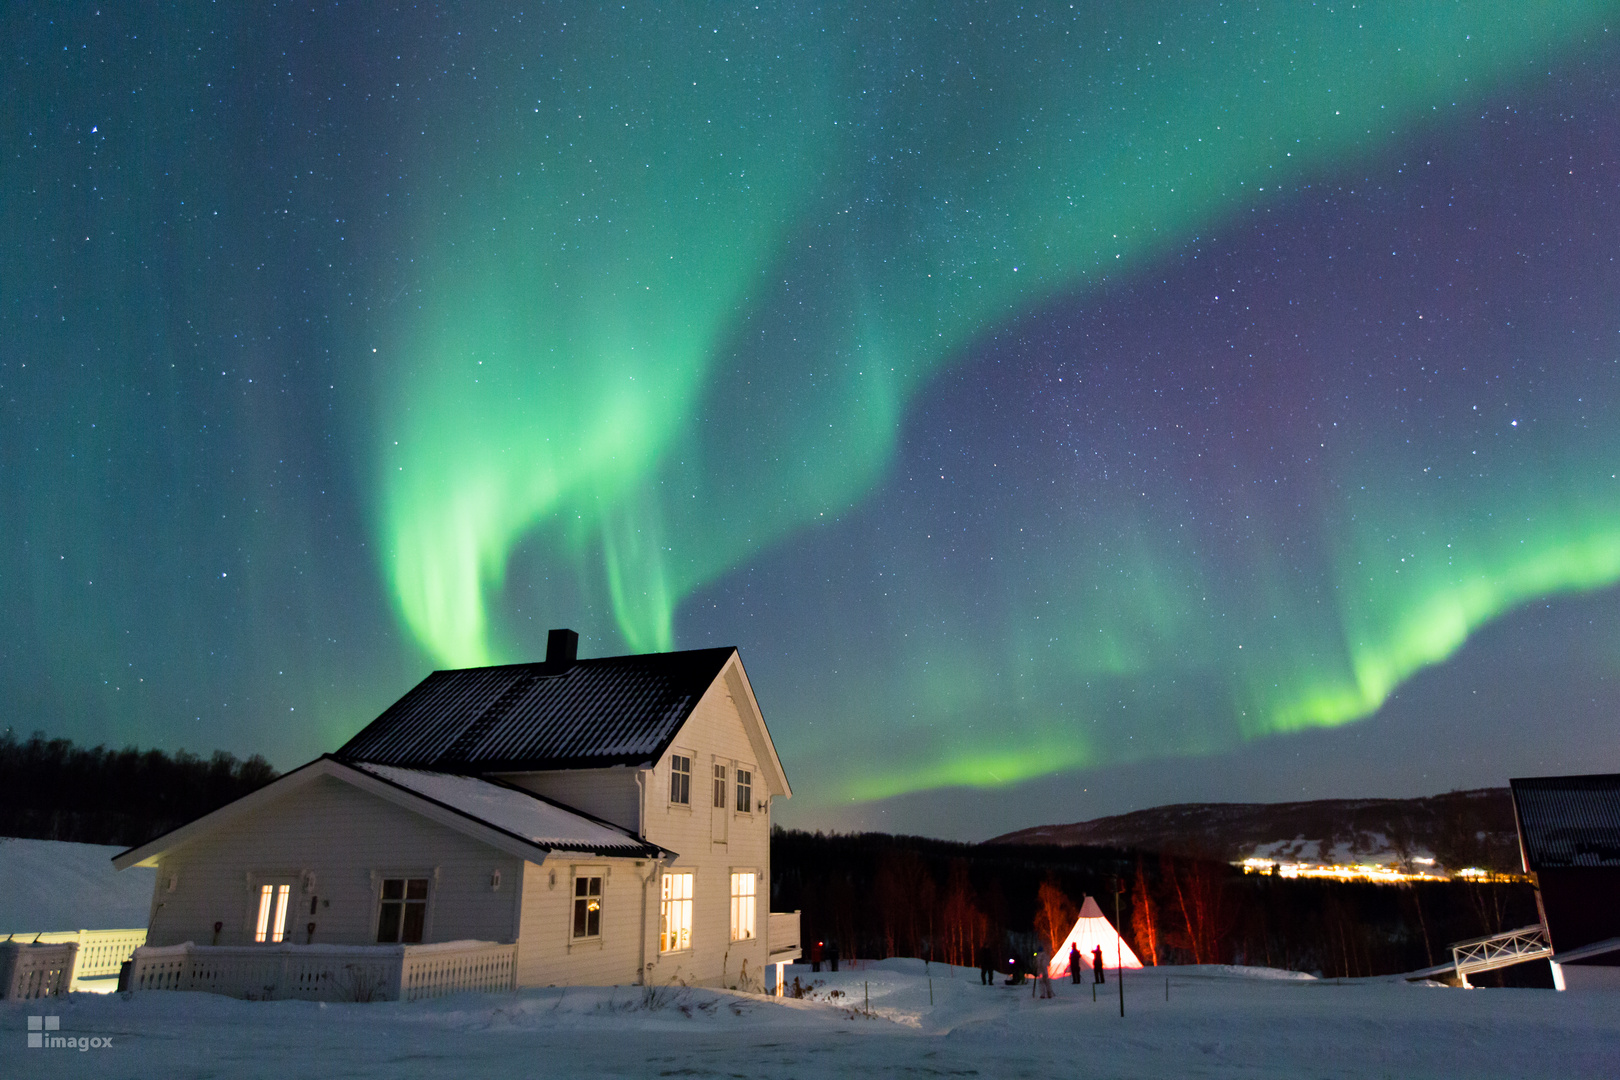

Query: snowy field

[5,959,1616,1079]
[0,838,153,934]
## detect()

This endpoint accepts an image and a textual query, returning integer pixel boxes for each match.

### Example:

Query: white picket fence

[400,940,518,1000]
[0,929,148,996]
[0,940,78,999]
[26,929,148,989]
[128,939,516,1002]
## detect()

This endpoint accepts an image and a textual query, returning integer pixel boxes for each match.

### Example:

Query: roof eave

[112,757,337,870]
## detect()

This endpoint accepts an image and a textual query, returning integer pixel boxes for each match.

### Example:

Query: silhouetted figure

[1006,953,1026,985]
[977,944,996,986]
[828,939,840,972]
[1069,943,1083,985]
[1034,949,1055,998]
[810,940,824,973]
[1092,944,1105,985]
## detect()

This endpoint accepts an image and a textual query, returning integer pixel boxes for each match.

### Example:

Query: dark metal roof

[1510,774,1620,871]
[336,646,737,772]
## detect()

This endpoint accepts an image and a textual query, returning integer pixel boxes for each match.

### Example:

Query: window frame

[729,869,757,942]
[735,768,754,815]
[659,870,694,953]
[669,752,692,807]
[713,762,727,810]
[374,874,433,944]
[571,872,604,942]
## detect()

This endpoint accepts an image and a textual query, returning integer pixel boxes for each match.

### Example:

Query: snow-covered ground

[4,959,1615,1078]
[0,838,153,934]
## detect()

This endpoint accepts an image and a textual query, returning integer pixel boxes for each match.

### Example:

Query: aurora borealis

[5,3,1620,836]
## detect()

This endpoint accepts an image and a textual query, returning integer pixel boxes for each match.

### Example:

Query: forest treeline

[770,828,1549,985]
[0,730,278,846]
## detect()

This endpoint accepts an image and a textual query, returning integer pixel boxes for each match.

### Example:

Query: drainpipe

[638,855,664,986]
[635,768,661,985]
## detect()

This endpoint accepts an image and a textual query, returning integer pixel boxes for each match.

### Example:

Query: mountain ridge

[986,788,1521,873]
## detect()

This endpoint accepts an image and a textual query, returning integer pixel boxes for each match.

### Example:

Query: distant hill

[986,789,1521,873]
[0,838,156,933]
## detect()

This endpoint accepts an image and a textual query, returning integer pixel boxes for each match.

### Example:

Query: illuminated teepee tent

[1046,895,1144,978]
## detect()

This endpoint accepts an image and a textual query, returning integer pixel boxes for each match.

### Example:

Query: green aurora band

[376,2,1620,801]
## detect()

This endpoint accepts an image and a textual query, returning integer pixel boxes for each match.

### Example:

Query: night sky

[5,4,1619,839]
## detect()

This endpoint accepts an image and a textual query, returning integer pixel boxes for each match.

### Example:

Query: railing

[0,940,78,1000]
[128,940,516,1002]
[401,940,517,1001]
[23,929,148,989]
[768,910,801,959]
[1450,924,1551,988]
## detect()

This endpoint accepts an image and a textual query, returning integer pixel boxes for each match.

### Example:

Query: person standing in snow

[1034,949,1055,999]
[977,944,996,986]
[810,940,823,973]
[1069,942,1083,985]
[1092,944,1105,984]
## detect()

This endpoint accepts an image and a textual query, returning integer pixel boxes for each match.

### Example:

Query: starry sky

[5,3,1619,839]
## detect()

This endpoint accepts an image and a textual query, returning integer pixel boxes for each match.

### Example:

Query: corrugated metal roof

[336,647,736,772]
[1510,774,1620,870]
[347,761,662,858]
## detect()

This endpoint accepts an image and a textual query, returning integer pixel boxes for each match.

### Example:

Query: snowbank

[0,837,153,934]
[5,960,1613,1078]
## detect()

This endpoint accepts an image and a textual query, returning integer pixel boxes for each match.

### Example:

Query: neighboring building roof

[335,647,739,772]
[1509,773,1620,871]
[346,761,657,858]
[112,756,665,871]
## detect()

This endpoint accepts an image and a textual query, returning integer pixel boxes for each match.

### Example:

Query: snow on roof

[0,838,155,933]
[1510,773,1620,870]
[347,761,661,858]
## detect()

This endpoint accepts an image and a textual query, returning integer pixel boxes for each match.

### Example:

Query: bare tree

[1161,853,1234,965]
[1129,858,1161,966]
[875,849,937,957]
[938,860,986,966]
[1033,876,1078,960]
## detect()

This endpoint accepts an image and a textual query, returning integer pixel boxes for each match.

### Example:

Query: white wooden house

[114,631,799,998]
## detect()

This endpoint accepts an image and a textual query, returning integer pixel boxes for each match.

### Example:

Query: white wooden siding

[502,768,642,833]
[145,776,524,950]
[513,856,654,987]
[640,658,772,988]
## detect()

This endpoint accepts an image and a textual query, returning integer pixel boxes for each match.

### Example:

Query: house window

[660,871,693,952]
[573,875,602,939]
[254,883,291,943]
[730,871,756,941]
[736,769,753,814]
[669,754,691,805]
[713,763,727,809]
[377,878,429,943]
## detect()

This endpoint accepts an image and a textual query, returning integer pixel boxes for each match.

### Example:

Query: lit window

[736,769,753,814]
[669,754,691,805]
[713,763,727,809]
[254,883,290,943]
[573,875,602,939]
[660,871,693,952]
[377,878,429,943]
[730,871,756,941]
